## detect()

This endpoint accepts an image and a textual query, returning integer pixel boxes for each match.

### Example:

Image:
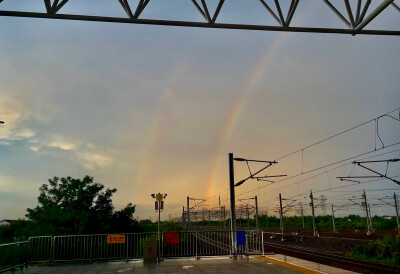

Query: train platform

[10,255,357,274]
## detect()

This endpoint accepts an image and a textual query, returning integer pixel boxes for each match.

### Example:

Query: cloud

[38,136,115,170]
[78,151,113,170]
[0,94,37,142]
[48,140,78,151]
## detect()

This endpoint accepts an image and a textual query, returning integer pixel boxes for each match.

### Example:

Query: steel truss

[0,0,399,35]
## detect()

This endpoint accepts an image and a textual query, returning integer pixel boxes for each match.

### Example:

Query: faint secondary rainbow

[136,65,186,202]
[205,33,287,199]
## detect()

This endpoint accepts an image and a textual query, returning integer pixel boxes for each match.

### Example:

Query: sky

[0,0,399,221]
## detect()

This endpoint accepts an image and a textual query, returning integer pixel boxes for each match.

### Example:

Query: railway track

[263,241,400,274]
[191,229,400,273]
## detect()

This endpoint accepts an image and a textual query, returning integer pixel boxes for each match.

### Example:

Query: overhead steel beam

[286,0,299,27]
[392,2,400,13]
[211,0,225,23]
[274,0,286,27]
[344,0,356,28]
[191,0,208,22]
[259,0,282,26]
[357,0,371,25]
[355,0,362,23]
[0,2,399,36]
[355,0,394,33]
[323,0,351,28]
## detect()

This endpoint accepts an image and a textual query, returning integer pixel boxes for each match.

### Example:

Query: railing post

[162,233,164,261]
[195,232,198,260]
[262,231,265,257]
[245,232,248,257]
[126,234,129,263]
[25,241,28,269]
[27,238,31,267]
[89,236,92,264]
[51,237,55,264]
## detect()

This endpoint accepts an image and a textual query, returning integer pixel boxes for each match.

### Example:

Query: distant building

[0,219,12,226]
[383,216,393,220]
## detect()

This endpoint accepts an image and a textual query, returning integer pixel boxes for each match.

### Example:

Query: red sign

[107,235,125,244]
[165,232,179,245]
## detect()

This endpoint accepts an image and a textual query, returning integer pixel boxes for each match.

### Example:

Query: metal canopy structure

[0,0,399,35]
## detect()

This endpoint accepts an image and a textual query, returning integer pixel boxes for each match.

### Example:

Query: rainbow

[205,33,287,198]
[136,65,186,202]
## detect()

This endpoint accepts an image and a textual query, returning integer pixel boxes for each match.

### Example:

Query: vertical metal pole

[187,196,190,230]
[331,205,336,233]
[301,206,305,229]
[229,153,237,255]
[279,193,284,241]
[394,193,400,234]
[158,202,161,261]
[266,210,269,229]
[255,196,259,230]
[90,236,92,264]
[363,189,371,235]
[51,237,55,263]
[310,190,316,236]
[261,231,264,256]
[126,234,129,262]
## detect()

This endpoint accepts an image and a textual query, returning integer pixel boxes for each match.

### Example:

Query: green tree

[26,176,137,235]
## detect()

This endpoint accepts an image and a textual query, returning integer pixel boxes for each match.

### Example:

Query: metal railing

[245,230,263,255]
[28,236,52,263]
[53,233,159,263]
[0,241,28,273]
[1,230,264,269]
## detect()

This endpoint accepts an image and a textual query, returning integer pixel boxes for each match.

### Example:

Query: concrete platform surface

[258,254,358,274]
[9,255,358,274]
[11,257,299,274]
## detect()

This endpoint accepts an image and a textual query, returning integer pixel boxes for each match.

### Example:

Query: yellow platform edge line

[252,255,325,274]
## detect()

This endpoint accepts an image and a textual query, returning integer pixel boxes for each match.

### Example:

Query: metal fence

[28,236,52,263]
[54,233,159,262]
[245,230,263,255]
[0,230,264,269]
[0,241,28,273]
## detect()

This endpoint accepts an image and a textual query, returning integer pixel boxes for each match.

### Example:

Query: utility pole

[395,193,400,234]
[331,205,336,233]
[255,196,259,230]
[362,189,371,235]
[151,193,167,262]
[310,190,316,236]
[279,193,284,241]
[187,196,190,230]
[229,153,237,255]
[265,209,269,229]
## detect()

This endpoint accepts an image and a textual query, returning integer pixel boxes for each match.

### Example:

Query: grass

[348,236,400,266]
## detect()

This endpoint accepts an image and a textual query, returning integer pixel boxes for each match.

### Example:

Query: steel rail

[0,10,399,36]
[263,240,400,273]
